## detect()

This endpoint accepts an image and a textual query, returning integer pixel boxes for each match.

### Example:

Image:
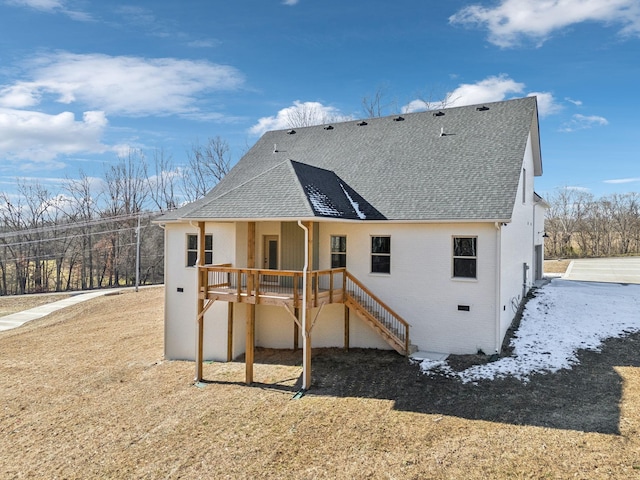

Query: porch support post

[293,307,299,351]
[195,221,206,383]
[303,221,313,389]
[344,305,350,351]
[246,222,256,384]
[227,303,234,362]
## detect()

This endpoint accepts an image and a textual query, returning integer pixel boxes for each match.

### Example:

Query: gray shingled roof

[161,96,541,223]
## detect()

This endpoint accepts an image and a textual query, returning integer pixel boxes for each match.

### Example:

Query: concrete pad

[564,257,640,284]
[410,351,449,361]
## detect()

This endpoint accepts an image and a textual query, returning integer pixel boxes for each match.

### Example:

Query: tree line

[544,189,640,258]
[0,139,230,296]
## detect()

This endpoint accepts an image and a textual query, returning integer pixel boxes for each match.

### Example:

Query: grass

[543,259,571,274]
[0,292,71,318]
[1,286,639,479]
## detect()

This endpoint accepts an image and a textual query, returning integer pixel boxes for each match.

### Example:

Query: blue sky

[1,0,639,200]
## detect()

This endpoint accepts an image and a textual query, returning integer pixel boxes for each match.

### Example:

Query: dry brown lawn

[1,286,640,479]
[0,293,71,318]
[543,259,571,274]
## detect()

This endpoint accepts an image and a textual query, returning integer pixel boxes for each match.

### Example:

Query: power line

[0,210,162,240]
[0,224,154,249]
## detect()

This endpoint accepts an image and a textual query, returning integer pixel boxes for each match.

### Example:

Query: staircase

[344,271,416,356]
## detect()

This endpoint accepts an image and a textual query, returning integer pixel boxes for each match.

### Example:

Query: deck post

[303,221,313,389]
[344,306,350,351]
[195,221,206,383]
[246,222,256,384]
[227,303,234,362]
[294,307,299,351]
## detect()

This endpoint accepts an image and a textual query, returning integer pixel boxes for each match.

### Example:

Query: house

[156,96,546,388]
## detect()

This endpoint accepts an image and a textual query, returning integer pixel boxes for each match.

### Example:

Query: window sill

[451,276,478,282]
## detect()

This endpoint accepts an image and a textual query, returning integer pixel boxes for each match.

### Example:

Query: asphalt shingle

[163,96,540,223]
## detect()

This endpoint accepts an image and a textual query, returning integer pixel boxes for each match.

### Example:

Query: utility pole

[135,214,141,292]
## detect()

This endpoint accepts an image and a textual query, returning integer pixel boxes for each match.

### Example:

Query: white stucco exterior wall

[497,133,538,346]
[164,221,238,361]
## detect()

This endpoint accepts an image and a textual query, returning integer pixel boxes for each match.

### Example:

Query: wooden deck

[198,265,346,308]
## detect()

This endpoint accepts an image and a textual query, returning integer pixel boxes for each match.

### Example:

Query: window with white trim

[187,234,212,267]
[371,236,391,274]
[453,237,477,278]
[330,235,347,268]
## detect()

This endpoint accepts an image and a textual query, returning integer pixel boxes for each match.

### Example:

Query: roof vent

[273,144,278,153]
[433,111,445,117]
[324,125,334,130]
[393,116,405,122]
[356,120,368,126]
[439,127,446,137]
[287,129,296,134]
[476,106,489,111]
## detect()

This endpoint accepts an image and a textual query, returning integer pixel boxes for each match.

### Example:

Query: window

[522,168,527,204]
[453,237,477,278]
[371,236,391,274]
[330,235,347,268]
[187,234,212,267]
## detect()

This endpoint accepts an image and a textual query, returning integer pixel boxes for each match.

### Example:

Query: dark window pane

[371,236,390,254]
[331,253,346,268]
[205,235,213,251]
[187,234,197,250]
[454,237,476,257]
[187,251,197,267]
[331,236,346,253]
[453,258,476,278]
[205,251,213,265]
[371,255,390,274]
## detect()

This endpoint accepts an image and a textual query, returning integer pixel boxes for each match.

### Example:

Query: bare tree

[103,150,150,286]
[149,148,178,212]
[361,85,396,118]
[285,102,338,128]
[180,136,231,202]
[64,172,100,290]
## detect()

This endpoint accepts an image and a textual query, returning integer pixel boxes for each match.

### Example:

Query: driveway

[564,256,640,284]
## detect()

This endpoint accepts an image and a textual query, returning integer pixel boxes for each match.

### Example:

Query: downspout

[494,222,502,354]
[297,220,309,390]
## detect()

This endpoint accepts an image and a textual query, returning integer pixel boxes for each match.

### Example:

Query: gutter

[495,222,502,353]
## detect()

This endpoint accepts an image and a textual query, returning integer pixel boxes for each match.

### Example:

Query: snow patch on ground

[420,279,640,383]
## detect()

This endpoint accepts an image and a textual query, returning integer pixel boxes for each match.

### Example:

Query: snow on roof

[340,183,366,220]
[420,279,640,383]
[305,184,343,217]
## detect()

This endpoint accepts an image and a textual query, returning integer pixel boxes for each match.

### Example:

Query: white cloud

[450,0,640,48]
[560,114,609,132]
[6,0,92,21]
[604,177,640,184]
[0,108,108,163]
[283,0,299,5]
[445,75,525,106]
[565,97,583,106]
[527,92,562,117]
[250,101,351,136]
[0,52,245,117]
[402,76,561,117]
[187,39,221,48]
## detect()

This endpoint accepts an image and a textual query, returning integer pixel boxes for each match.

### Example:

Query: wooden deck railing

[198,265,410,355]
[344,271,410,355]
[199,265,345,307]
